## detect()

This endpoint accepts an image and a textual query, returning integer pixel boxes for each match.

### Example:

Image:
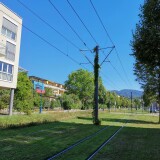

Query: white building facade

[0,3,22,89]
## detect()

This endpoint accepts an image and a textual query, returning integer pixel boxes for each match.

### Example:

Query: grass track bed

[53,126,121,160]
[0,111,159,160]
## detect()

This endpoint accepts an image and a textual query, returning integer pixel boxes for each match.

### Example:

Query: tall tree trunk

[159,74,160,124]
[158,89,160,124]
[158,90,160,124]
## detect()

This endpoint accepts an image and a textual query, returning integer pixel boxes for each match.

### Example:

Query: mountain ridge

[111,89,143,98]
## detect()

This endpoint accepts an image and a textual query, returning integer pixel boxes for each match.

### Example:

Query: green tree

[142,87,156,109]
[33,90,40,108]
[65,69,107,111]
[14,72,33,115]
[134,98,141,110]
[44,87,53,97]
[98,78,108,105]
[0,89,10,110]
[43,87,53,110]
[65,69,94,109]
[60,94,82,110]
[51,99,61,109]
[131,0,160,123]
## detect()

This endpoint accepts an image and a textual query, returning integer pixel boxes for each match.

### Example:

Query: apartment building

[0,3,22,89]
[0,3,22,115]
[29,76,66,97]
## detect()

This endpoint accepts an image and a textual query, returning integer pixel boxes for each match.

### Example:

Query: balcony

[5,50,15,61]
[0,72,13,82]
[0,43,6,57]
[0,43,15,61]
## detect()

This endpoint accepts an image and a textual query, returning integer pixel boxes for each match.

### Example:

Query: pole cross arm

[100,47,115,66]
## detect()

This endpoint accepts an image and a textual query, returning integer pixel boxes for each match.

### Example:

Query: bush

[51,99,61,109]
[43,98,50,110]
[0,89,10,110]
[60,94,82,110]
[99,104,106,110]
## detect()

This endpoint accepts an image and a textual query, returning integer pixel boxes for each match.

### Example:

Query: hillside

[111,89,143,98]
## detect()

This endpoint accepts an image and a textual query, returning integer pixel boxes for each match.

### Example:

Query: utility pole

[93,46,100,124]
[80,45,114,125]
[131,92,133,112]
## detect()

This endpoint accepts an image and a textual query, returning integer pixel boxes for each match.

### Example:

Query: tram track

[47,126,110,160]
[86,125,124,160]
[46,117,128,160]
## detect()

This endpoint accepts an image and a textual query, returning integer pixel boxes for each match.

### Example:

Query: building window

[0,61,13,82]
[6,41,16,61]
[8,64,12,74]
[1,17,17,41]
[3,63,7,72]
[0,61,2,71]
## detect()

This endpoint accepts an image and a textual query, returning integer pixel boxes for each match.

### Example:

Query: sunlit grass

[0,111,159,160]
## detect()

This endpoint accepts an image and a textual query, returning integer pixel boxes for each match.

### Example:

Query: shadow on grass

[0,120,54,130]
[94,126,160,160]
[0,119,160,160]
[0,112,8,115]
[77,116,158,124]
[0,121,105,160]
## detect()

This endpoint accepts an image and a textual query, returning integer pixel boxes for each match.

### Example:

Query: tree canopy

[65,69,94,108]
[14,72,34,115]
[131,0,160,122]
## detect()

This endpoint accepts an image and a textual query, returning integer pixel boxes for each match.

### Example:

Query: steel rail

[86,126,124,160]
[47,126,110,160]
[86,120,129,160]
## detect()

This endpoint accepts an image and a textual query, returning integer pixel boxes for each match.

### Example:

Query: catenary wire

[17,0,93,67]
[101,50,130,88]
[48,0,92,52]
[100,47,114,66]
[100,71,119,89]
[22,25,85,67]
[66,0,98,45]
[109,61,129,86]
[17,0,79,50]
[16,1,119,90]
[0,9,90,71]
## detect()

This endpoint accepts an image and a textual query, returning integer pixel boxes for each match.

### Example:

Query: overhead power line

[109,62,129,87]
[100,47,114,66]
[48,0,92,52]
[0,9,90,71]
[22,25,81,66]
[90,0,133,87]
[17,0,79,50]
[17,0,93,68]
[100,71,119,89]
[100,50,130,88]
[48,0,94,67]
[66,0,98,45]
[89,0,114,45]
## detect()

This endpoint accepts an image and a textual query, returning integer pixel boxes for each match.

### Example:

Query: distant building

[18,66,28,73]
[29,76,66,97]
[0,3,22,89]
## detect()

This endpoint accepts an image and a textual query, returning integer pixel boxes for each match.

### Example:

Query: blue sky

[2,0,144,91]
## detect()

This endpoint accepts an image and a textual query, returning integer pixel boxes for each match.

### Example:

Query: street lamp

[39,90,42,113]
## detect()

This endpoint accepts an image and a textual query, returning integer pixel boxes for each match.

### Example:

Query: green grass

[0,111,159,160]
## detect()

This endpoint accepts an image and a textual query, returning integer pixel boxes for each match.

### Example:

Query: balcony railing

[5,50,15,61]
[0,43,15,61]
[0,71,13,82]
[0,43,6,56]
